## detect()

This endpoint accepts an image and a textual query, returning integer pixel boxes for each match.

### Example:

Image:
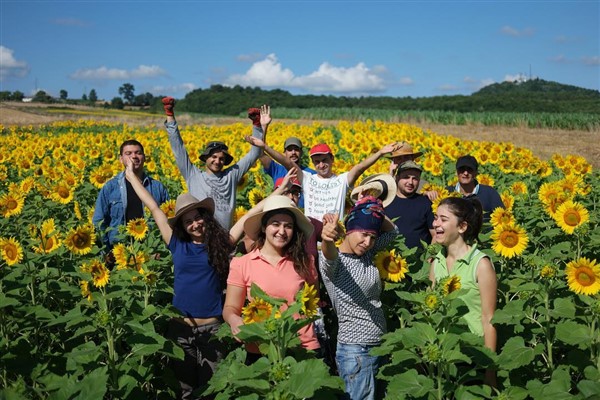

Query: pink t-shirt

[227,248,320,351]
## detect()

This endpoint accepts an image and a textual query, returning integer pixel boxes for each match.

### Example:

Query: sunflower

[553,200,589,235]
[0,237,24,265]
[112,243,130,269]
[477,174,495,187]
[441,275,461,296]
[159,199,177,219]
[500,191,515,211]
[565,258,600,296]
[80,280,93,302]
[89,259,110,288]
[424,293,440,310]
[491,223,529,259]
[33,230,61,254]
[374,249,408,282]
[50,183,74,204]
[20,177,36,194]
[490,208,515,228]
[126,218,148,241]
[299,282,319,317]
[242,298,274,324]
[248,187,267,208]
[73,201,82,220]
[0,192,25,218]
[130,251,148,273]
[511,181,528,196]
[233,206,247,224]
[64,225,96,255]
[143,271,158,286]
[540,265,556,279]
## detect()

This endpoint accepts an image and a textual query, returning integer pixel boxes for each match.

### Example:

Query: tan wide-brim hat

[167,193,215,229]
[350,174,398,207]
[243,195,314,241]
[385,141,423,159]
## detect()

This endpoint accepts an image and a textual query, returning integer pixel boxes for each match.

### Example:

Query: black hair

[119,140,145,155]
[173,207,234,282]
[439,197,483,243]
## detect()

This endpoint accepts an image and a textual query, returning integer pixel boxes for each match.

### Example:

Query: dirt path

[2,102,598,167]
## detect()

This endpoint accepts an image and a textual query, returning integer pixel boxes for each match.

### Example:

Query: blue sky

[1,1,598,101]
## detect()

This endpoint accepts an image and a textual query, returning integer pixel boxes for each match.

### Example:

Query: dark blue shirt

[385,194,434,249]
[447,182,505,223]
[168,235,223,319]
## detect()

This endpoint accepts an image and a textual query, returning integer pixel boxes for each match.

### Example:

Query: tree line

[1,78,598,115]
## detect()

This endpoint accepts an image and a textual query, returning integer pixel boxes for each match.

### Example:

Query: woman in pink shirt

[223,195,320,362]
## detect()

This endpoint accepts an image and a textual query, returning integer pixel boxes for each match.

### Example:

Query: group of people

[92,99,503,399]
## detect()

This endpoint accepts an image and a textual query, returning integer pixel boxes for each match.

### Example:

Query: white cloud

[0,46,29,81]
[504,73,528,83]
[224,53,387,94]
[149,83,197,95]
[500,25,534,37]
[70,65,166,80]
[582,56,600,66]
[237,53,263,63]
[399,77,414,86]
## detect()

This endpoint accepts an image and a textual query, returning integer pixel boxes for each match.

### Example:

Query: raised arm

[347,142,399,187]
[320,213,340,261]
[162,97,198,181]
[124,159,172,244]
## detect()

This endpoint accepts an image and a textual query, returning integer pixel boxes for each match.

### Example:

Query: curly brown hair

[252,210,313,282]
[173,208,234,283]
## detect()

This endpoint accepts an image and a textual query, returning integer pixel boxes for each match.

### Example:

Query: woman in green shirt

[429,197,497,386]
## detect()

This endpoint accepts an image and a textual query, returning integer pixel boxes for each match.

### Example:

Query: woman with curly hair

[223,195,320,363]
[124,158,235,400]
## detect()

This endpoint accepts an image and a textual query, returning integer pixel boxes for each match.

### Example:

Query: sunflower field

[0,119,599,399]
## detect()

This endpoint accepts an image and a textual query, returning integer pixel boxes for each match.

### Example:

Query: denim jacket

[92,171,170,249]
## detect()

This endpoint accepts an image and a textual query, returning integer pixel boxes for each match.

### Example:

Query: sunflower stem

[544,290,554,371]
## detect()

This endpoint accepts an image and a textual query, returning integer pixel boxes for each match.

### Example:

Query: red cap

[309,143,333,157]
[275,177,301,189]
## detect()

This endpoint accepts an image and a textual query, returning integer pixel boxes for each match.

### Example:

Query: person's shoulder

[301,165,316,174]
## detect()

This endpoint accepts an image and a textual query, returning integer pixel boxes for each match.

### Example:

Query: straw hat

[167,193,215,229]
[350,174,398,207]
[243,195,314,241]
[386,141,423,159]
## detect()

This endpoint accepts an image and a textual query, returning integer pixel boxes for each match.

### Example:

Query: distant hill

[175,79,600,116]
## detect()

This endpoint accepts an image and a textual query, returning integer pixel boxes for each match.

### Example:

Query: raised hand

[279,167,298,189]
[260,104,272,127]
[380,142,400,155]
[162,97,175,116]
[321,213,340,242]
[244,135,265,149]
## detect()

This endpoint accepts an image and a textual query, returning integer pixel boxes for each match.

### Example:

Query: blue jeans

[336,342,381,400]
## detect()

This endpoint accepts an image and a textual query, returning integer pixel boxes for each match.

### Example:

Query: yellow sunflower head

[242,298,274,324]
[159,199,177,219]
[80,280,93,302]
[248,187,267,208]
[233,206,247,224]
[126,218,148,241]
[50,182,74,205]
[374,249,408,283]
[441,275,461,296]
[424,293,440,310]
[511,181,528,196]
[112,243,130,270]
[299,282,319,317]
[553,200,589,235]
[0,192,25,218]
[88,259,110,288]
[0,237,24,266]
[64,225,96,255]
[491,223,529,259]
[490,208,515,228]
[500,191,515,211]
[565,258,600,296]
[540,265,557,279]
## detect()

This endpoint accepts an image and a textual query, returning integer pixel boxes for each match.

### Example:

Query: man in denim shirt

[92,140,170,264]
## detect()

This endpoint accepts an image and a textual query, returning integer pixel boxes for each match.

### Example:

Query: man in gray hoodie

[162,97,267,228]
